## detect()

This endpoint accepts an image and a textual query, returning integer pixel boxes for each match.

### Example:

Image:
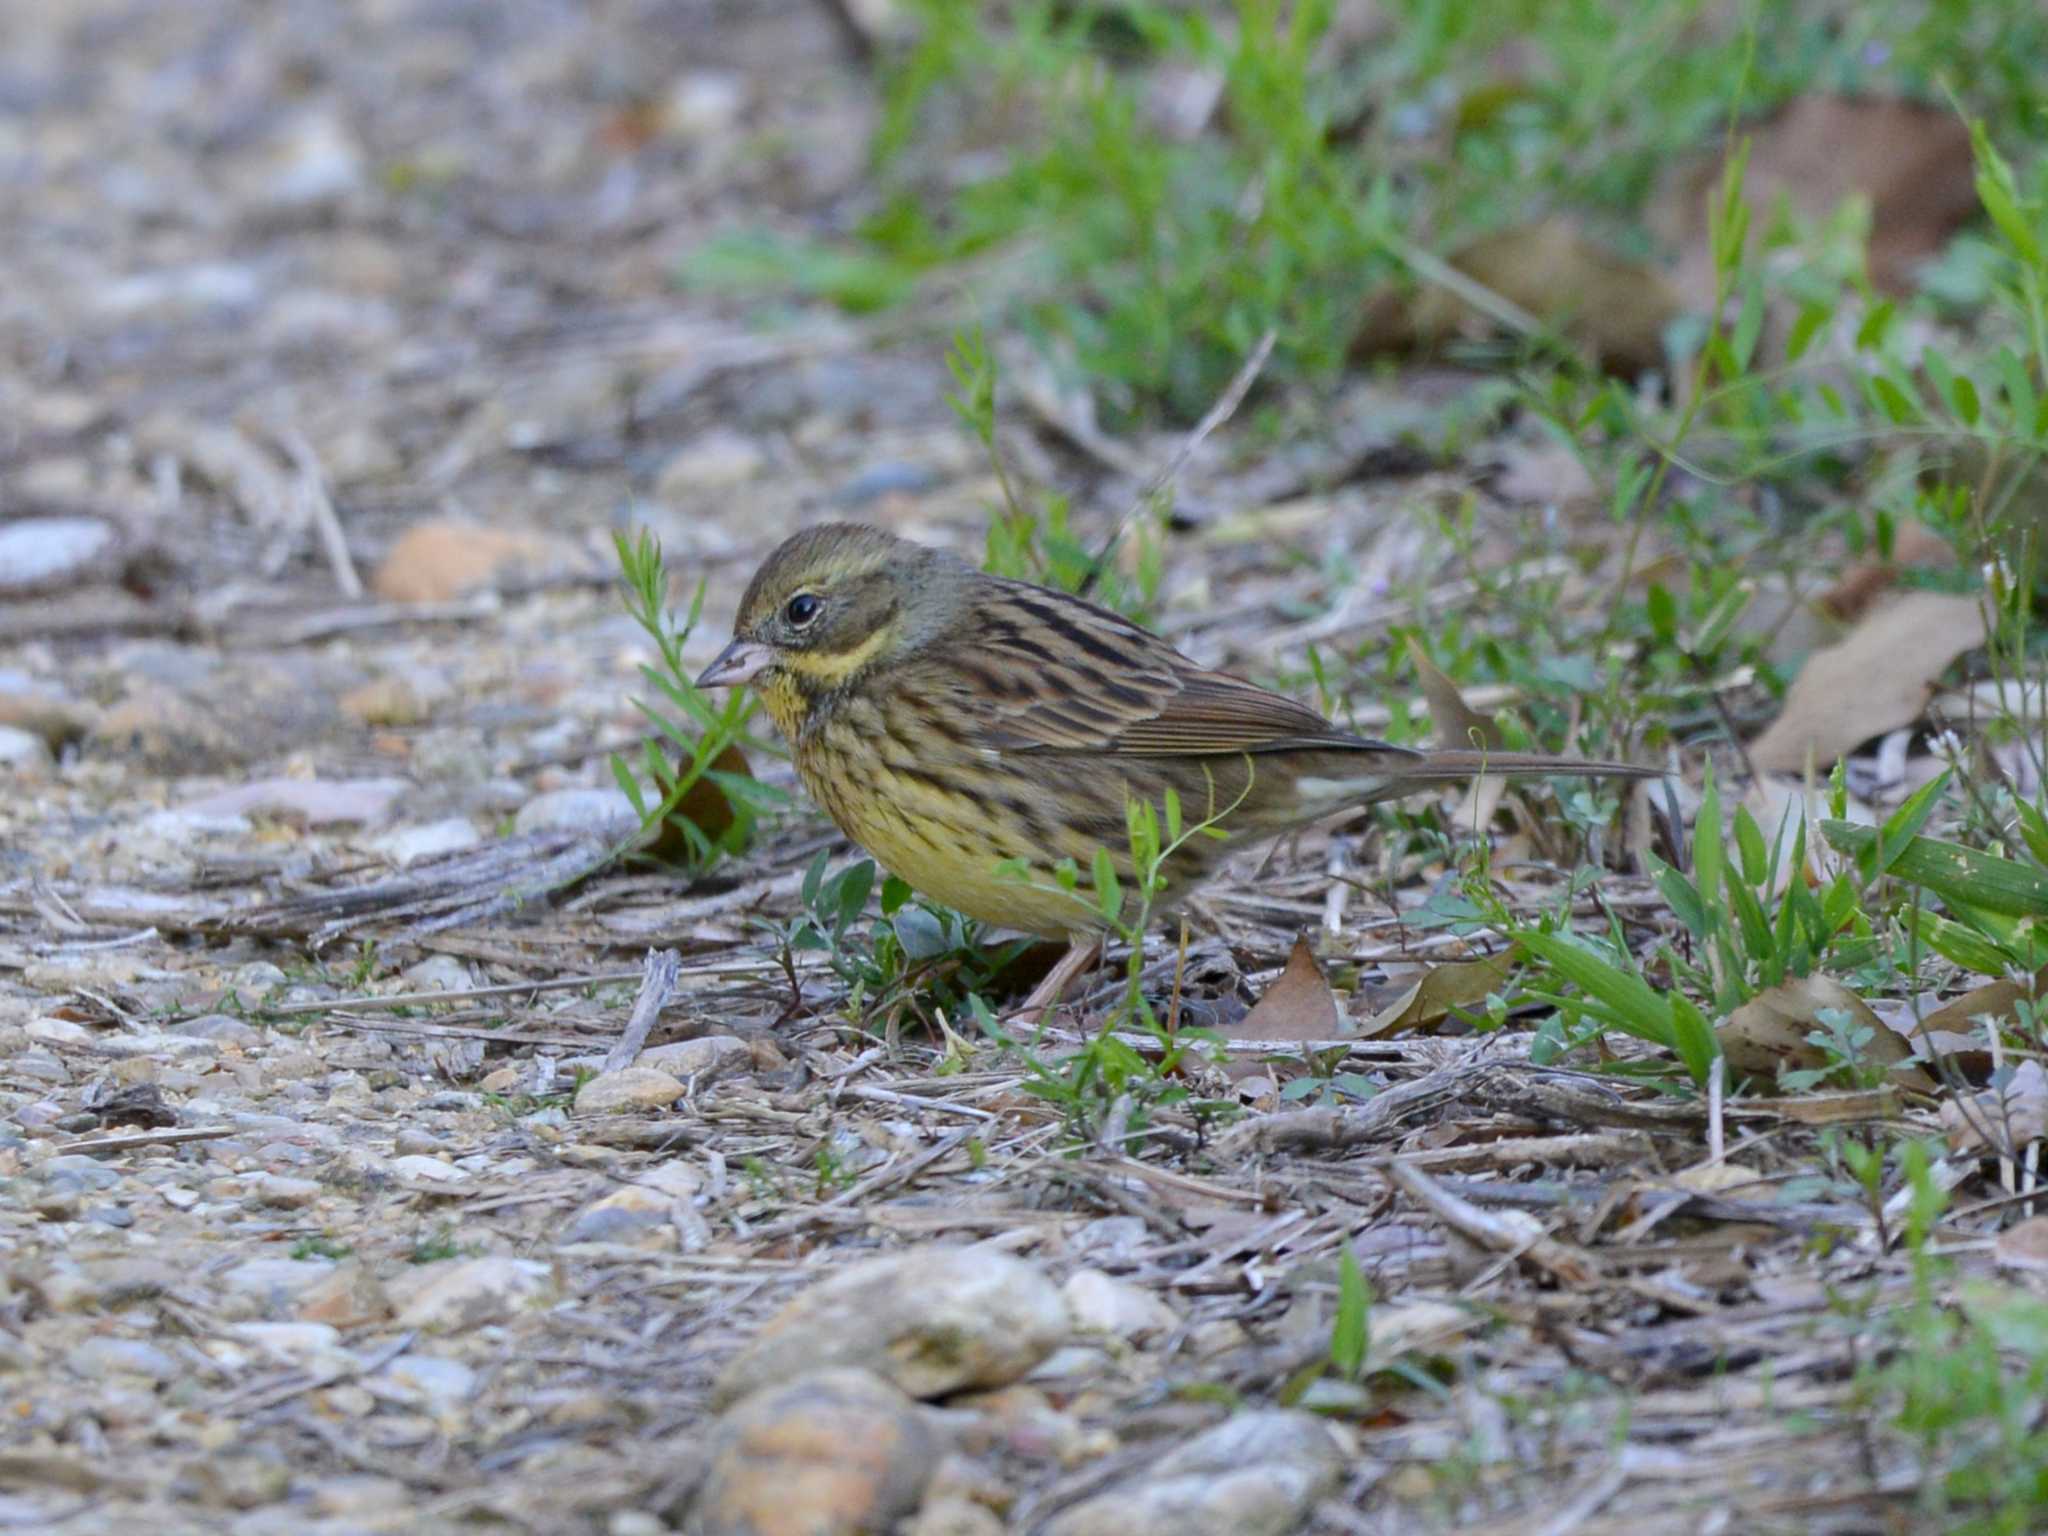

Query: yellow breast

[777,689,1103,937]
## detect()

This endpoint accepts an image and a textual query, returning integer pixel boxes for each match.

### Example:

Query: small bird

[698,524,1654,1016]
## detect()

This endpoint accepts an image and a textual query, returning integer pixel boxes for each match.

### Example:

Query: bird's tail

[1391,750,1664,784]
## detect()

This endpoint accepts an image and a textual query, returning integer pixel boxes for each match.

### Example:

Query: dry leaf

[1748,590,1986,773]
[1670,1161,1762,1196]
[1717,975,1933,1089]
[1659,94,1978,307]
[648,742,753,860]
[1355,951,1515,1039]
[1362,1300,1475,1373]
[1888,968,2048,1077]
[1994,1216,2048,1275]
[1816,522,1957,627]
[1941,1059,2048,1155]
[1359,216,1680,376]
[1406,638,1504,752]
[1229,935,1340,1046]
[1768,1087,1900,1125]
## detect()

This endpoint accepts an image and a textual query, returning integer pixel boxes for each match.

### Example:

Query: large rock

[688,1369,939,1536]
[575,1068,685,1115]
[1042,1411,1347,1536]
[714,1246,1070,1407]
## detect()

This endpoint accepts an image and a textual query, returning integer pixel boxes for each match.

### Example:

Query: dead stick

[1388,1160,1599,1287]
[605,948,681,1073]
[1080,327,1277,597]
[282,428,364,599]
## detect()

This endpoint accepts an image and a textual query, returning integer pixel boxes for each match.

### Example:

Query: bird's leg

[1008,934,1103,1025]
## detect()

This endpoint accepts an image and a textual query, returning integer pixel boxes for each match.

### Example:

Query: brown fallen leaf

[1768,1087,1900,1125]
[370,519,582,603]
[1815,522,1958,627]
[1407,638,1504,753]
[1942,1059,2048,1156]
[1224,935,1340,1081]
[1658,94,1978,308]
[1879,968,2048,1080]
[649,742,754,860]
[1358,216,1681,376]
[1355,951,1515,1040]
[1748,589,1987,773]
[1994,1216,2048,1275]
[1717,975,1934,1090]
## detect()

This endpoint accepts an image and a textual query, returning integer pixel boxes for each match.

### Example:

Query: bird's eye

[784,593,822,628]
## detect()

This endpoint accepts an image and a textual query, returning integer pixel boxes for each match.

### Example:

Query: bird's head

[695,525,962,717]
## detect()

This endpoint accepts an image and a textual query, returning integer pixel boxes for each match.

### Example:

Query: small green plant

[408,1226,464,1264]
[769,851,1029,1034]
[1330,1243,1371,1382]
[1648,763,1872,1015]
[611,529,786,867]
[947,328,1164,622]
[974,773,1246,1137]
[1842,1140,2048,1534]
[290,1235,352,1261]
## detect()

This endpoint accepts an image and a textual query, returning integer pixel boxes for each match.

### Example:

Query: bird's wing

[932,580,1404,757]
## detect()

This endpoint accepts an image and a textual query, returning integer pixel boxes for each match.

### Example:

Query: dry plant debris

[1,4,2045,1536]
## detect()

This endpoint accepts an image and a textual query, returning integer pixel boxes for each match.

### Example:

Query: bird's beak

[695,639,774,689]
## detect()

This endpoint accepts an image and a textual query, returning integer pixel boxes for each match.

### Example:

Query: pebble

[94,1030,219,1061]
[185,1452,293,1511]
[36,1256,182,1312]
[666,72,749,140]
[87,692,242,775]
[655,429,766,497]
[714,1245,1071,1406]
[0,515,116,594]
[221,1258,337,1312]
[366,816,479,866]
[68,1336,181,1382]
[689,1369,940,1536]
[246,1173,322,1209]
[400,954,476,993]
[394,1256,551,1332]
[340,675,433,727]
[514,787,641,840]
[13,1050,69,1085]
[309,1474,411,1517]
[172,1013,263,1048]
[1061,1271,1182,1344]
[371,519,578,603]
[178,776,409,828]
[390,1154,470,1182]
[0,676,94,747]
[574,1068,684,1115]
[43,1155,123,1192]
[258,111,367,207]
[296,1261,394,1327]
[561,1184,671,1247]
[228,1322,354,1376]
[371,1353,476,1410]
[0,725,53,773]
[834,460,939,508]
[95,261,262,319]
[1040,1411,1347,1536]
[639,1035,752,1081]
[25,1016,94,1048]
